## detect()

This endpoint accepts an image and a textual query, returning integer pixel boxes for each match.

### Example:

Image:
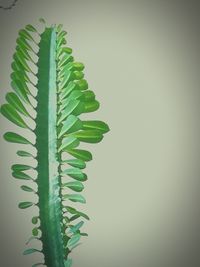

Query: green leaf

[0,104,29,128]
[58,63,73,78]
[16,45,34,63]
[11,80,30,104]
[56,23,63,32]
[62,47,73,54]
[17,150,34,157]
[83,90,95,102]
[23,248,39,255]
[13,52,32,73]
[62,168,87,181]
[63,194,86,203]
[82,120,110,133]
[73,71,84,80]
[21,185,34,192]
[25,24,37,32]
[73,130,103,143]
[16,36,34,53]
[11,70,30,84]
[62,159,86,169]
[69,221,84,233]
[57,30,67,40]
[64,258,72,267]
[58,115,82,138]
[58,70,73,90]
[67,234,81,249]
[83,100,100,113]
[12,171,32,180]
[6,92,31,118]
[32,216,39,224]
[58,47,72,59]
[19,29,34,42]
[19,202,34,209]
[57,34,66,48]
[58,54,74,68]
[72,62,85,71]
[58,136,79,152]
[62,181,84,192]
[66,206,90,220]
[75,79,88,90]
[39,18,46,24]
[12,164,33,172]
[57,100,84,125]
[13,53,30,76]
[67,90,84,102]
[69,214,81,222]
[32,227,39,236]
[3,132,32,144]
[67,148,92,162]
[59,81,77,101]
[80,232,88,236]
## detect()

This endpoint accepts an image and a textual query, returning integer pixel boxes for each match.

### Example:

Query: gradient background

[0,1,200,266]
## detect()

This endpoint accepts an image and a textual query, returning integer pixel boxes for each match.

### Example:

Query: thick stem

[35,27,65,267]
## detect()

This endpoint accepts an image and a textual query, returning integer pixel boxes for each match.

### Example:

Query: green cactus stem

[0,20,109,267]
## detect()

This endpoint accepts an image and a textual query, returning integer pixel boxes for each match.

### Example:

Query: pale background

[0,1,200,267]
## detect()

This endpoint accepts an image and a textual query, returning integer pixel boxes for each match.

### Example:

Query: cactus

[0,20,109,267]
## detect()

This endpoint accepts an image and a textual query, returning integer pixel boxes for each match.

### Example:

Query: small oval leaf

[80,232,88,236]
[4,132,32,144]
[6,92,31,118]
[73,130,103,143]
[69,214,81,222]
[58,54,73,68]
[12,164,33,172]
[25,24,37,32]
[58,136,79,152]
[72,62,85,71]
[23,248,39,255]
[75,79,88,90]
[67,148,92,162]
[19,29,34,42]
[83,100,100,113]
[66,206,90,220]
[13,52,32,73]
[57,100,84,125]
[58,115,82,138]
[39,18,46,24]
[62,168,87,182]
[82,120,110,133]
[12,171,32,180]
[11,79,30,104]
[19,202,34,209]
[0,104,29,128]
[32,227,39,236]
[32,216,39,225]
[17,150,34,157]
[16,36,34,53]
[62,159,86,169]
[83,90,95,102]
[62,181,84,192]
[59,81,77,101]
[21,185,34,192]
[63,194,86,203]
